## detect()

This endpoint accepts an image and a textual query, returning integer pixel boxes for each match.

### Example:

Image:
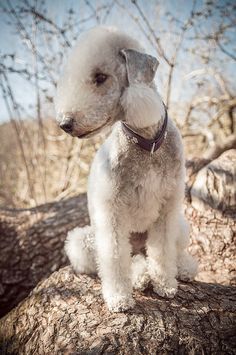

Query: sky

[0,0,235,123]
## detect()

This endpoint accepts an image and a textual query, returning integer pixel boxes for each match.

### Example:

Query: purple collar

[122,105,168,154]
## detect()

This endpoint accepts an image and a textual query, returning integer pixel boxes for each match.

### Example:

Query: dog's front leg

[95,218,134,312]
[147,202,180,298]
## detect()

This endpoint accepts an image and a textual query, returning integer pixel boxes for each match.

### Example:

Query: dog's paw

[177,252,198,282]
[131,255,150,291]
[177,269,195,282]
[132,271,150,291]
[152,277,178,298]
[105,294,135,313]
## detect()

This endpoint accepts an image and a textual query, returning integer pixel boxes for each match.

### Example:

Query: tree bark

[0,194,89,317]
[187,149,236,286]
[0,266,235,355]
[187,204,235,286]
[190,149,235,214]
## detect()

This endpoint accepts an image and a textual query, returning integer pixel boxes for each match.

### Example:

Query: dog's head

[55,27,159,138]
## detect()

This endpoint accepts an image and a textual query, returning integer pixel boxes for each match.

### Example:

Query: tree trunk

[187,149,236,286]
[190,149,235,214]
[0,194,89,317]
[0,266,235,355]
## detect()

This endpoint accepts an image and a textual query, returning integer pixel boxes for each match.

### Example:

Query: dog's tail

[65,225,97,275]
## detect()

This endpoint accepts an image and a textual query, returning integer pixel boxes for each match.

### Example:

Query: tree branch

[0,266,235,354]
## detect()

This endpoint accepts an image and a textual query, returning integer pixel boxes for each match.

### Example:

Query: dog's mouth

[77,117,112,139]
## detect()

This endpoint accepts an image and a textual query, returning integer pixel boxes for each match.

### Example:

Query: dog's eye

[94,73,108,85]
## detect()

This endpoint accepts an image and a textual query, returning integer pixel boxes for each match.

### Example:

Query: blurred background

[0,0,235,208]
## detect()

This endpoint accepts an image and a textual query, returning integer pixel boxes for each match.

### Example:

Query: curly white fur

[56,27,198,312]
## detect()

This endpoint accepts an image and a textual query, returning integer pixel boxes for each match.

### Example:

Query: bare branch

[130,0,172,66]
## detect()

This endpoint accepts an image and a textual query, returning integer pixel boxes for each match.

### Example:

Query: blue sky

[0,0,235,122]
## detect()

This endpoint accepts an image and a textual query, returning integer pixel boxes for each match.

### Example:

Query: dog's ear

[120,49,159,85]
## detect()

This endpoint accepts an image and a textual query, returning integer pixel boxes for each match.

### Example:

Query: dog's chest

[118,165,170,232]
[108,130,181,232]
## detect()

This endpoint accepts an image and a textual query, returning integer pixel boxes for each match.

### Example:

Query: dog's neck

[121,84,165,140]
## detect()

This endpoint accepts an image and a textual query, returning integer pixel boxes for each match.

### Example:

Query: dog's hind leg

[65,225,97,275]
[176,215,198,281]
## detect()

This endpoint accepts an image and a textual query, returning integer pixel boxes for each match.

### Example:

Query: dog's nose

[60,118,73,133]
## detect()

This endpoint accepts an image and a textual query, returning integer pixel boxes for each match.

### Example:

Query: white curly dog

[55,27,198,312]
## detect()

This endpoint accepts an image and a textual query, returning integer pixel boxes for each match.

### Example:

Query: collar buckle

[150,142,156,156]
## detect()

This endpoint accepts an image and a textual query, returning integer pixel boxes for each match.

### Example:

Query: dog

[55,27,198,312]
